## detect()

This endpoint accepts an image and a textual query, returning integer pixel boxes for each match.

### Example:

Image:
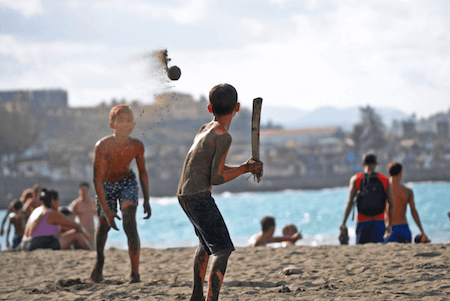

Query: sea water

[1,181,449,250]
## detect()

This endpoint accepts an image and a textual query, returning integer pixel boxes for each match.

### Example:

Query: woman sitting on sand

[21,188,91,251]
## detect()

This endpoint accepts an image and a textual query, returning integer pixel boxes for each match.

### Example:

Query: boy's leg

[121,201,140,283]
[90,217,110,283]
[206,252,231,301]
[191,246,210,301]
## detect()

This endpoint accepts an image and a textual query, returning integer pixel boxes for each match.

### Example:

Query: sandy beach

[1,243,449,300]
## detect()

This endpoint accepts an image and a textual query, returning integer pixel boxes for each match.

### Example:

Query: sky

[0,0,449,118]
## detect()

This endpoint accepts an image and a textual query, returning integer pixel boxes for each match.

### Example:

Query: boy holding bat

[177,83,263,301]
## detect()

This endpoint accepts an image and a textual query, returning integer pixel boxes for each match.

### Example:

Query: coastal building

[260,126,345,146]
[0,89,68,112]
[437,121,449,139]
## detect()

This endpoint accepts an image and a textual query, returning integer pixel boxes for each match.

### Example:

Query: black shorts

[178,191,235,255]
[21,235,61,251]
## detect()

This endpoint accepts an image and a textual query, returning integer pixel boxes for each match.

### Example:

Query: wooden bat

[251,97,263,182]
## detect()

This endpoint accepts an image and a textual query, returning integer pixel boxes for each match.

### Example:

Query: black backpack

[355,173,387,217]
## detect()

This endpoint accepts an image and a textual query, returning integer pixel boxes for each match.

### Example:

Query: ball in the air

[167,66,181,80]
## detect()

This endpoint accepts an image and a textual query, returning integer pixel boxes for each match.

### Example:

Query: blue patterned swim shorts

[96,171,139,218]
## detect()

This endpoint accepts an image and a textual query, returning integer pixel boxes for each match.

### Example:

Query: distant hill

[260,105,410,130]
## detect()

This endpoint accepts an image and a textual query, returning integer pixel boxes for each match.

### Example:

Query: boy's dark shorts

[96,171,139,218]
[178,191,235,256]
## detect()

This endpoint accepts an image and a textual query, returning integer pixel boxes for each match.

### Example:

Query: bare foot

[129,271,140,283]
[90,259,104,283]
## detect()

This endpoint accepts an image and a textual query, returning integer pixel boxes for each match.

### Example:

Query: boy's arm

[340,175,357,229]
[93,143,121,230]
[48,211,90,240]
[135,142,151,219]
[385,181,394,237]
[268,233,301,244]
[71,201,79,218]
[408,189,428,239]
[6,220,11,248]
[211,134,263,185]
[0,205,13,236]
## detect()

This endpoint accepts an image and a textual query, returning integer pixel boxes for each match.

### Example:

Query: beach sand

[1,243,449,300]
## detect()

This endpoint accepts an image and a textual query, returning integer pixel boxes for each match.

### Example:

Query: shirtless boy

[384,162,429,243]
[248,216,301,247]
[177,84,263,301]
[23,184,44,217]
[0,187,37,236]
[90,104,151,284]
[71,182,97,249]
[6,200,25,249]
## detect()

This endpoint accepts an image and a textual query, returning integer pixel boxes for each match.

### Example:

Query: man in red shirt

[340,153,394,244]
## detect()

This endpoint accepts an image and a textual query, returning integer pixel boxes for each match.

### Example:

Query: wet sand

[1,243,449,300]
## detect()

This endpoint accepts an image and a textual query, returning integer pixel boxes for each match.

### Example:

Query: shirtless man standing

[71,182,97,249]
[90,104,151,284]
[384,161,429,243]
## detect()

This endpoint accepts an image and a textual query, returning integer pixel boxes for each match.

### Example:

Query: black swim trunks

[178,191,235,255]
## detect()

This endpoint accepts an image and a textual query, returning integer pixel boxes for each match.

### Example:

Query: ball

[167,66,181,81]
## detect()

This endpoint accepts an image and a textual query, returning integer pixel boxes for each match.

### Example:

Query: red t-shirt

[355,172,388,222]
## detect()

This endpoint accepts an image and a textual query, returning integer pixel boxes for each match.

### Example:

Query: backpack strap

[356,173,364,191]
[376,173,389,190]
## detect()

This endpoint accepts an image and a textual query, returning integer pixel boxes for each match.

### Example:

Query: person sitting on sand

[90,104,151,284]
[59,207,91,249]
[384,162,430,243]
[21,185,44,222]
[248,216,301,247]
[21,189,36,219]
[70,182,97,250]
[6,200,25,250]
[0,188,34,236]
[21,188,91,251]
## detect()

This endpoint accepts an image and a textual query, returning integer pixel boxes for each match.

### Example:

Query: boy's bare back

[390,181,413,225]
[10,214,25,236]
[177,121,231,195]
[94,136,145,183]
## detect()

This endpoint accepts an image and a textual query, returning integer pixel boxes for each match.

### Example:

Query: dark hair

[12,199,23,211]
[40,188,59,208]
[362,153,377,165]
[260,216,275,233]
[388,161,403,176]
[59,207,72,216]
[24,191,33,200]
[282,223,297,235]
[209,84,238,116]
[79,181,90,189]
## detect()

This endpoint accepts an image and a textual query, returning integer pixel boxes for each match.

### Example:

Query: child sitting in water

[248,216,301,247]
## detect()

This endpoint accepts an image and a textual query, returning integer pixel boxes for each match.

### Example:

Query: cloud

[0,0,44,17]
[0,35,106,67]
[87,0,209,24]
[0,0,449,117]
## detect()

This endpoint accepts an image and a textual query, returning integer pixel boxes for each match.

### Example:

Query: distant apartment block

[0,89,68,112]
[261,126,345,146]
[437,121,449,139]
